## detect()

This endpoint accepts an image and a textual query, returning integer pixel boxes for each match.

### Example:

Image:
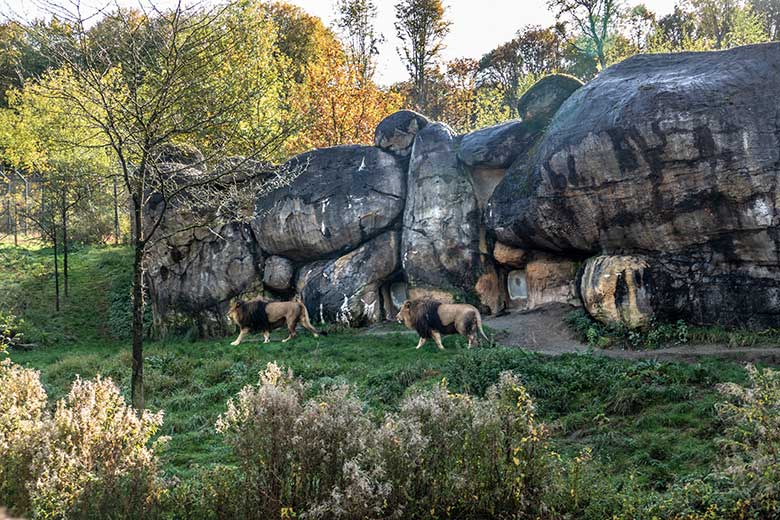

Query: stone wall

[146,42,780,336]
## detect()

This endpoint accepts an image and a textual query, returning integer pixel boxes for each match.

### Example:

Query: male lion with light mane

[227,297,325,345]
[396,298,488,350]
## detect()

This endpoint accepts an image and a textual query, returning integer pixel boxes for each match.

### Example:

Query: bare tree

[23,0,299,409]
[334,0,383,86]
[394,0,452,112]
[548,0,622,69]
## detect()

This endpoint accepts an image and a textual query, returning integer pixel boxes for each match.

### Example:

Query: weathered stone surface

[493,242,528,268]
[581,256,654,329]
[263,255,294,292]
[253,145,405,261]
[458,120,538,169]
[147,221,263,337]
[488,43,780,326]
[525,253,579,309]
[297,232,400,326]
[402,122,484,296]
[516,74,583,128]
[475,264,502,314]
[375,110,430,158]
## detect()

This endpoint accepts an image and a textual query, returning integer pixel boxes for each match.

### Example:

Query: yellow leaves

[284,33,401,154]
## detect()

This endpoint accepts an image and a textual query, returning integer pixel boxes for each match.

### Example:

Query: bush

[0,359,47,513]
[565,310,689,350]
[0,360,165,519]
[615,365,780,520]
[214,363,558,519]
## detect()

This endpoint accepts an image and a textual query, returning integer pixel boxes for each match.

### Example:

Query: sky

[2,0,682,85]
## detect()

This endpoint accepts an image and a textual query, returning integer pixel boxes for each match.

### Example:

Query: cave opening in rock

[390,282,409,308]
[507,270,528,301]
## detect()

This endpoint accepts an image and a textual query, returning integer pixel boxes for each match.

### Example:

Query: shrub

[215,363,557,519]
[565,310,689,350]
[0,360,165,519]
[0,313,24,352]
[0,359,47,513]
[616,365,780,520]
[379,372,554,518]
[216,362,377,517]
[714,365,780,516]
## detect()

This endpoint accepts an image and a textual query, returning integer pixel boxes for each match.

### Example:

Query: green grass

[0,243,756,495]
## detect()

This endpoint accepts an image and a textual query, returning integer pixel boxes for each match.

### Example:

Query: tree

[624,4,656,51]
[478,24,567,116]
[548,0,622,70]
[647,5,701,52]
[751,0,780,40]
[334,0,383,85]
[286,36,401,150]
[0,18,75,107]
[0,72,110,307]
[22,1,297,410]
[394,0,452,112]
[690,0,749,48]
[646,0,769,52]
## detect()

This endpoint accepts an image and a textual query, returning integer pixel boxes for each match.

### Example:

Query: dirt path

[485,304,780,364]
[365,304,780,364]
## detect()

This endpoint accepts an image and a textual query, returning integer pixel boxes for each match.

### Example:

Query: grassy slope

[1,244,751,493]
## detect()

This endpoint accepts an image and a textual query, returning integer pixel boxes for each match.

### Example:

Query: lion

[396,298,489,350]
[227,297,325,345]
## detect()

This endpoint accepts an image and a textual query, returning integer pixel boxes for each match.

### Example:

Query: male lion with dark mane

[396,298,488,350]
[227,297,325,345]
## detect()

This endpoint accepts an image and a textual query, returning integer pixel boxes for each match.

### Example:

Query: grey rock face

[516,74,583,128]
[147,221,263,337]
[253,145,406,262]
[297,232,400,326]
[457,120,539,169]
[374,110,430,157]
[489,43,780,326]
[263,255,294,292]
[402,123,484,295]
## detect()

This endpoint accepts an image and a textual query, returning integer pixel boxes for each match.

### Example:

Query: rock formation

[401,122,484,299]
[580,256,654,329]
[297,232,400,326]
[253,145,405,262]
[146,43,780,337]
[488,42,780,327]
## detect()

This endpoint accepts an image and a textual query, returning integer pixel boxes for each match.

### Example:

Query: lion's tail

[476,312,489,342]
[300,300,328,337]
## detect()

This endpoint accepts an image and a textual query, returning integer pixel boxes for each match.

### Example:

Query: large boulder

[488,43,780,327]
[146,221,263,337]
[253,145,406,261]
[580,255,655,329]
[374,110,430,158]
[457,120,539,169]
[297,232,400,326]
[402,123,485,297]
[263,255,294,292]
[493,242,528,268]
[516,74,583,128]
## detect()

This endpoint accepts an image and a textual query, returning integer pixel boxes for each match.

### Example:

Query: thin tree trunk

[23,174,28,236]
[131,202,145,410]
[61,194,69,297]
[53,217,60,312]
[113,177,120,245]
[12,201,17,246]
[6,178,11,238]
